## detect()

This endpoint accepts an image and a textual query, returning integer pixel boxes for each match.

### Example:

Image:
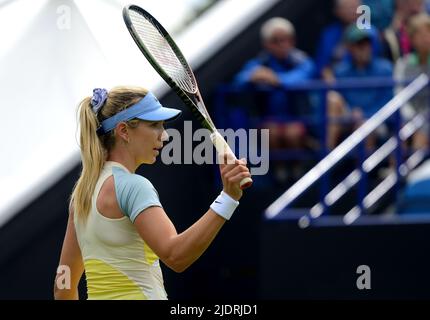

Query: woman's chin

[146,156,157,164]
[138,157,156,165]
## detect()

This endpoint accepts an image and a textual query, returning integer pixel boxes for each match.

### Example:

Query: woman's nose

[161,130,169,142]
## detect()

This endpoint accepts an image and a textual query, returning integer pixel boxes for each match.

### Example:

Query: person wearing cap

[315,0,382,81]
[54,86,250,299]
[327,25,393,149]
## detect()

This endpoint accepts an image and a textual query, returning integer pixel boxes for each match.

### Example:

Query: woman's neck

[106,153,136,173]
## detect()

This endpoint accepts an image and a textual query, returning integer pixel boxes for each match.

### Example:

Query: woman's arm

[54,206,84,299]
[134,206,225,272]
[134,159,250,273]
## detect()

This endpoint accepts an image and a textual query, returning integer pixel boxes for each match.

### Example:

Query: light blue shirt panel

[112,166,162,223]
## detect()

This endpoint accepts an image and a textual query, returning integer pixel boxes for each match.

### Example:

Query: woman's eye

[152,122,164,128]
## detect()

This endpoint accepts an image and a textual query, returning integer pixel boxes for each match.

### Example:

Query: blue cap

[97,92,181,135]
[344,25,373,43]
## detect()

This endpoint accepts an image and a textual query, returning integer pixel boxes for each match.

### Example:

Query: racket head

[123,5,198,95]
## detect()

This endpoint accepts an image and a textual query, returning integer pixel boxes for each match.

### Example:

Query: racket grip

[210,131,253,190]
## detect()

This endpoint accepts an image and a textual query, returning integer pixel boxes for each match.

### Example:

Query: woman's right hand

[219,157,251,201]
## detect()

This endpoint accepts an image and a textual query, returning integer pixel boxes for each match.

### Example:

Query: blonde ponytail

[70,98,105,222]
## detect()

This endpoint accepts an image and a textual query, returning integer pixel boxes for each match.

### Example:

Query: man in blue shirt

[233,17,316,183]
[234,18,314,89]
[234,17,315,146]
[328,25,393,148]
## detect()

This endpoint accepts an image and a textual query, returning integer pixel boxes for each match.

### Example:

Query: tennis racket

[122,4,253,189]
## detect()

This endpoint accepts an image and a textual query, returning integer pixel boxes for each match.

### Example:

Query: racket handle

[210,131,253,190]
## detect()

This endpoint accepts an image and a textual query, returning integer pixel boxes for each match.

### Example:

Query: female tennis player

[54,87,250,300]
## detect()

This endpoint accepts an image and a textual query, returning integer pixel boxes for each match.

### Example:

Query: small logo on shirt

[215,201,222,204]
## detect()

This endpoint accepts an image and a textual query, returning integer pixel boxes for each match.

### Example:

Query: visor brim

[136,107,182,122]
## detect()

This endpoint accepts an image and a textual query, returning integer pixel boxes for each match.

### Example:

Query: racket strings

[129,11,197,94]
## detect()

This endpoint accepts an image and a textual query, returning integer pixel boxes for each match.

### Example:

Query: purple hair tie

[91,88,108,114]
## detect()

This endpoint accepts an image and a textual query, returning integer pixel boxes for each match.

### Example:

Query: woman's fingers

[228,171,252,184]
[223,164,249,179]
[219,157,251,201]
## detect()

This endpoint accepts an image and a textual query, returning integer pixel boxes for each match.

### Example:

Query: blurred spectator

[394,13,430,150]
[315,0,381,80]
[234,17,315,147]
[382,0,425,62]
[328,25,393,149]
[234,17,314,89]
[234,17,316,182]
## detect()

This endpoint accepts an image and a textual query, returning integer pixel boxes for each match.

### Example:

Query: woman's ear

[115,122,129,143]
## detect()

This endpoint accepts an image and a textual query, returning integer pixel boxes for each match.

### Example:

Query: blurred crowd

[230,0,430,185]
